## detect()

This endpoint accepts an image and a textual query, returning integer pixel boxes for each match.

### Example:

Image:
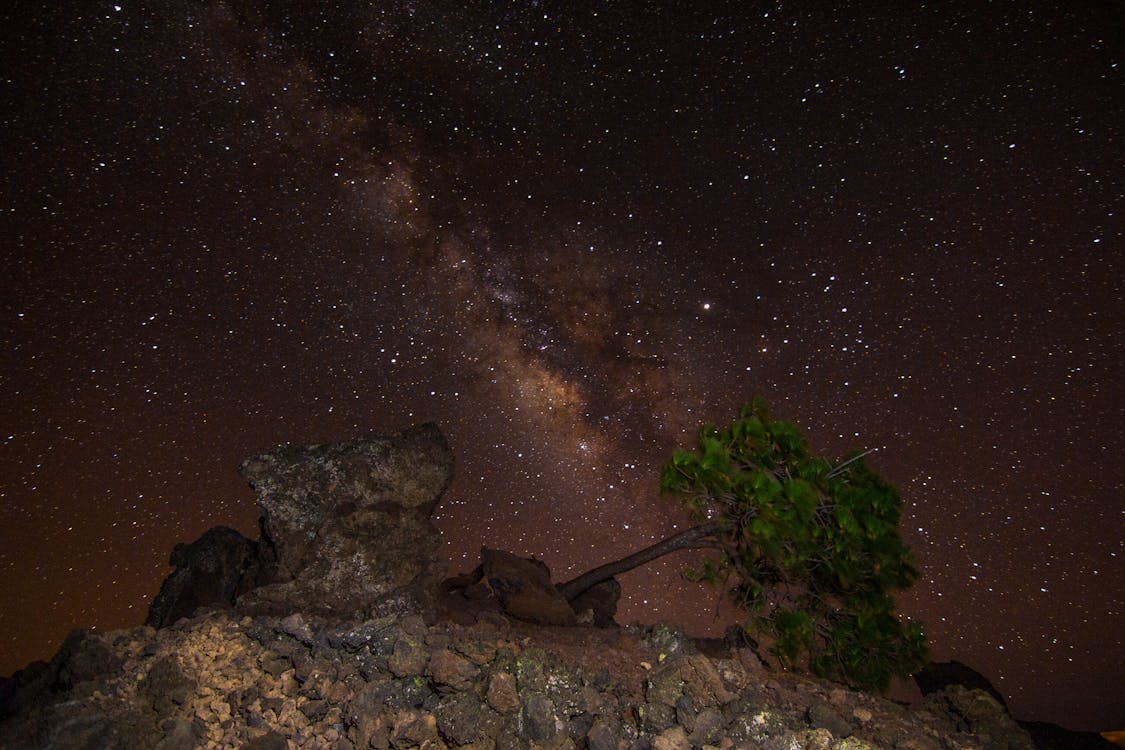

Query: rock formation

[915,662,1115,750]
[479,548,578,626]
[923,684,1034,750]
[236,422,454,621]
[0,422,1073,749]
[1,608,1055,750]
[146,423,454,627]
[915,660,1009,710]
[146,525,267,629]
[443,549,622,628]
[569,577,621,627]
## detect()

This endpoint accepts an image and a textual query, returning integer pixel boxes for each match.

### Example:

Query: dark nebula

[1,1,1120,730]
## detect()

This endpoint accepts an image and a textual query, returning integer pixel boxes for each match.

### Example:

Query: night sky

[1,1,1121,731]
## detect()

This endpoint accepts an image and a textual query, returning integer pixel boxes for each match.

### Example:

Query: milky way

[1,2,1121,730]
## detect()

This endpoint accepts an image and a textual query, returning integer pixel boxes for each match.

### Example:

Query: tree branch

[557,521,723,601]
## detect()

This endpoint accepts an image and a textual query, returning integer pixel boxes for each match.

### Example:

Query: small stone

[520,692,558,741]
[280,670,299,696]
[243,731,290,750]
[653,726,689,750]
[300,699,329,722]
[210,699,231,721]
[430,649,480,692]
[487,671,521,714]
[808,703,852,738]
[280,613,314,644]
[689,708,725,747]
[389,637,429,677]
[586,717,623,750]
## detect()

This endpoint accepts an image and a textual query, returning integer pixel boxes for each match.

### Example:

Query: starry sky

[1,0,1121,731]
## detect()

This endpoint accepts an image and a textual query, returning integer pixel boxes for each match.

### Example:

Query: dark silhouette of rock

[444,555,620,627]
[480,547,577,625]
[1018,720,1120,750]
[569,577,621,627]
[145,525,265,628]
[0,629,125,723]
[915,659,1008,709]
[235,422,454,621]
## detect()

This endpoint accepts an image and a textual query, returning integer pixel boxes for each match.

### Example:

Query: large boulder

[146,525,266,628]
[234,422,454,621]
[480,548,576,625]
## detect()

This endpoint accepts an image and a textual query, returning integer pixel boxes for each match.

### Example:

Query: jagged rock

[51,629,125,691]
[587,717,626,750]
[638,701,677,732]
[435,691,483,745]
[568,578,620,627]
[244,732,290,750]
[480,548,576,626]
[389,635,429,678]
[236,423,454,621]
[641,623,695,659]
[687,707,724,746]
[652,725,689,750]
[138,654,196,715]
[644,652,733,717]
[146,525,266,628]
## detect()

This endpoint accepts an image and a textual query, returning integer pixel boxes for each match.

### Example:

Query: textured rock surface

[0,611,1041,750]
[235,422,454,620]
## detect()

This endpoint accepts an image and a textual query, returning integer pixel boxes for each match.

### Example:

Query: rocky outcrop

[235,422,454,621]
[0,423,1071,749]
[146,423,454,627]
[0,611,1046,750]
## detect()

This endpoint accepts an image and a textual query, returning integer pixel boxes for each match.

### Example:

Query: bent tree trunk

[557,521,723,601]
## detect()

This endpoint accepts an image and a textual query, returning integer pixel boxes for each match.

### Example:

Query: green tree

[558,398,927,691]
[658,397,927,690]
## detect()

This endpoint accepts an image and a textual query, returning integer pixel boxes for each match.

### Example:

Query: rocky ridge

[0,608,1037,750]
[0,424,1067,749]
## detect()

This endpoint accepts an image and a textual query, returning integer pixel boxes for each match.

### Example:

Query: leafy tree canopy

[659,397,927,691]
